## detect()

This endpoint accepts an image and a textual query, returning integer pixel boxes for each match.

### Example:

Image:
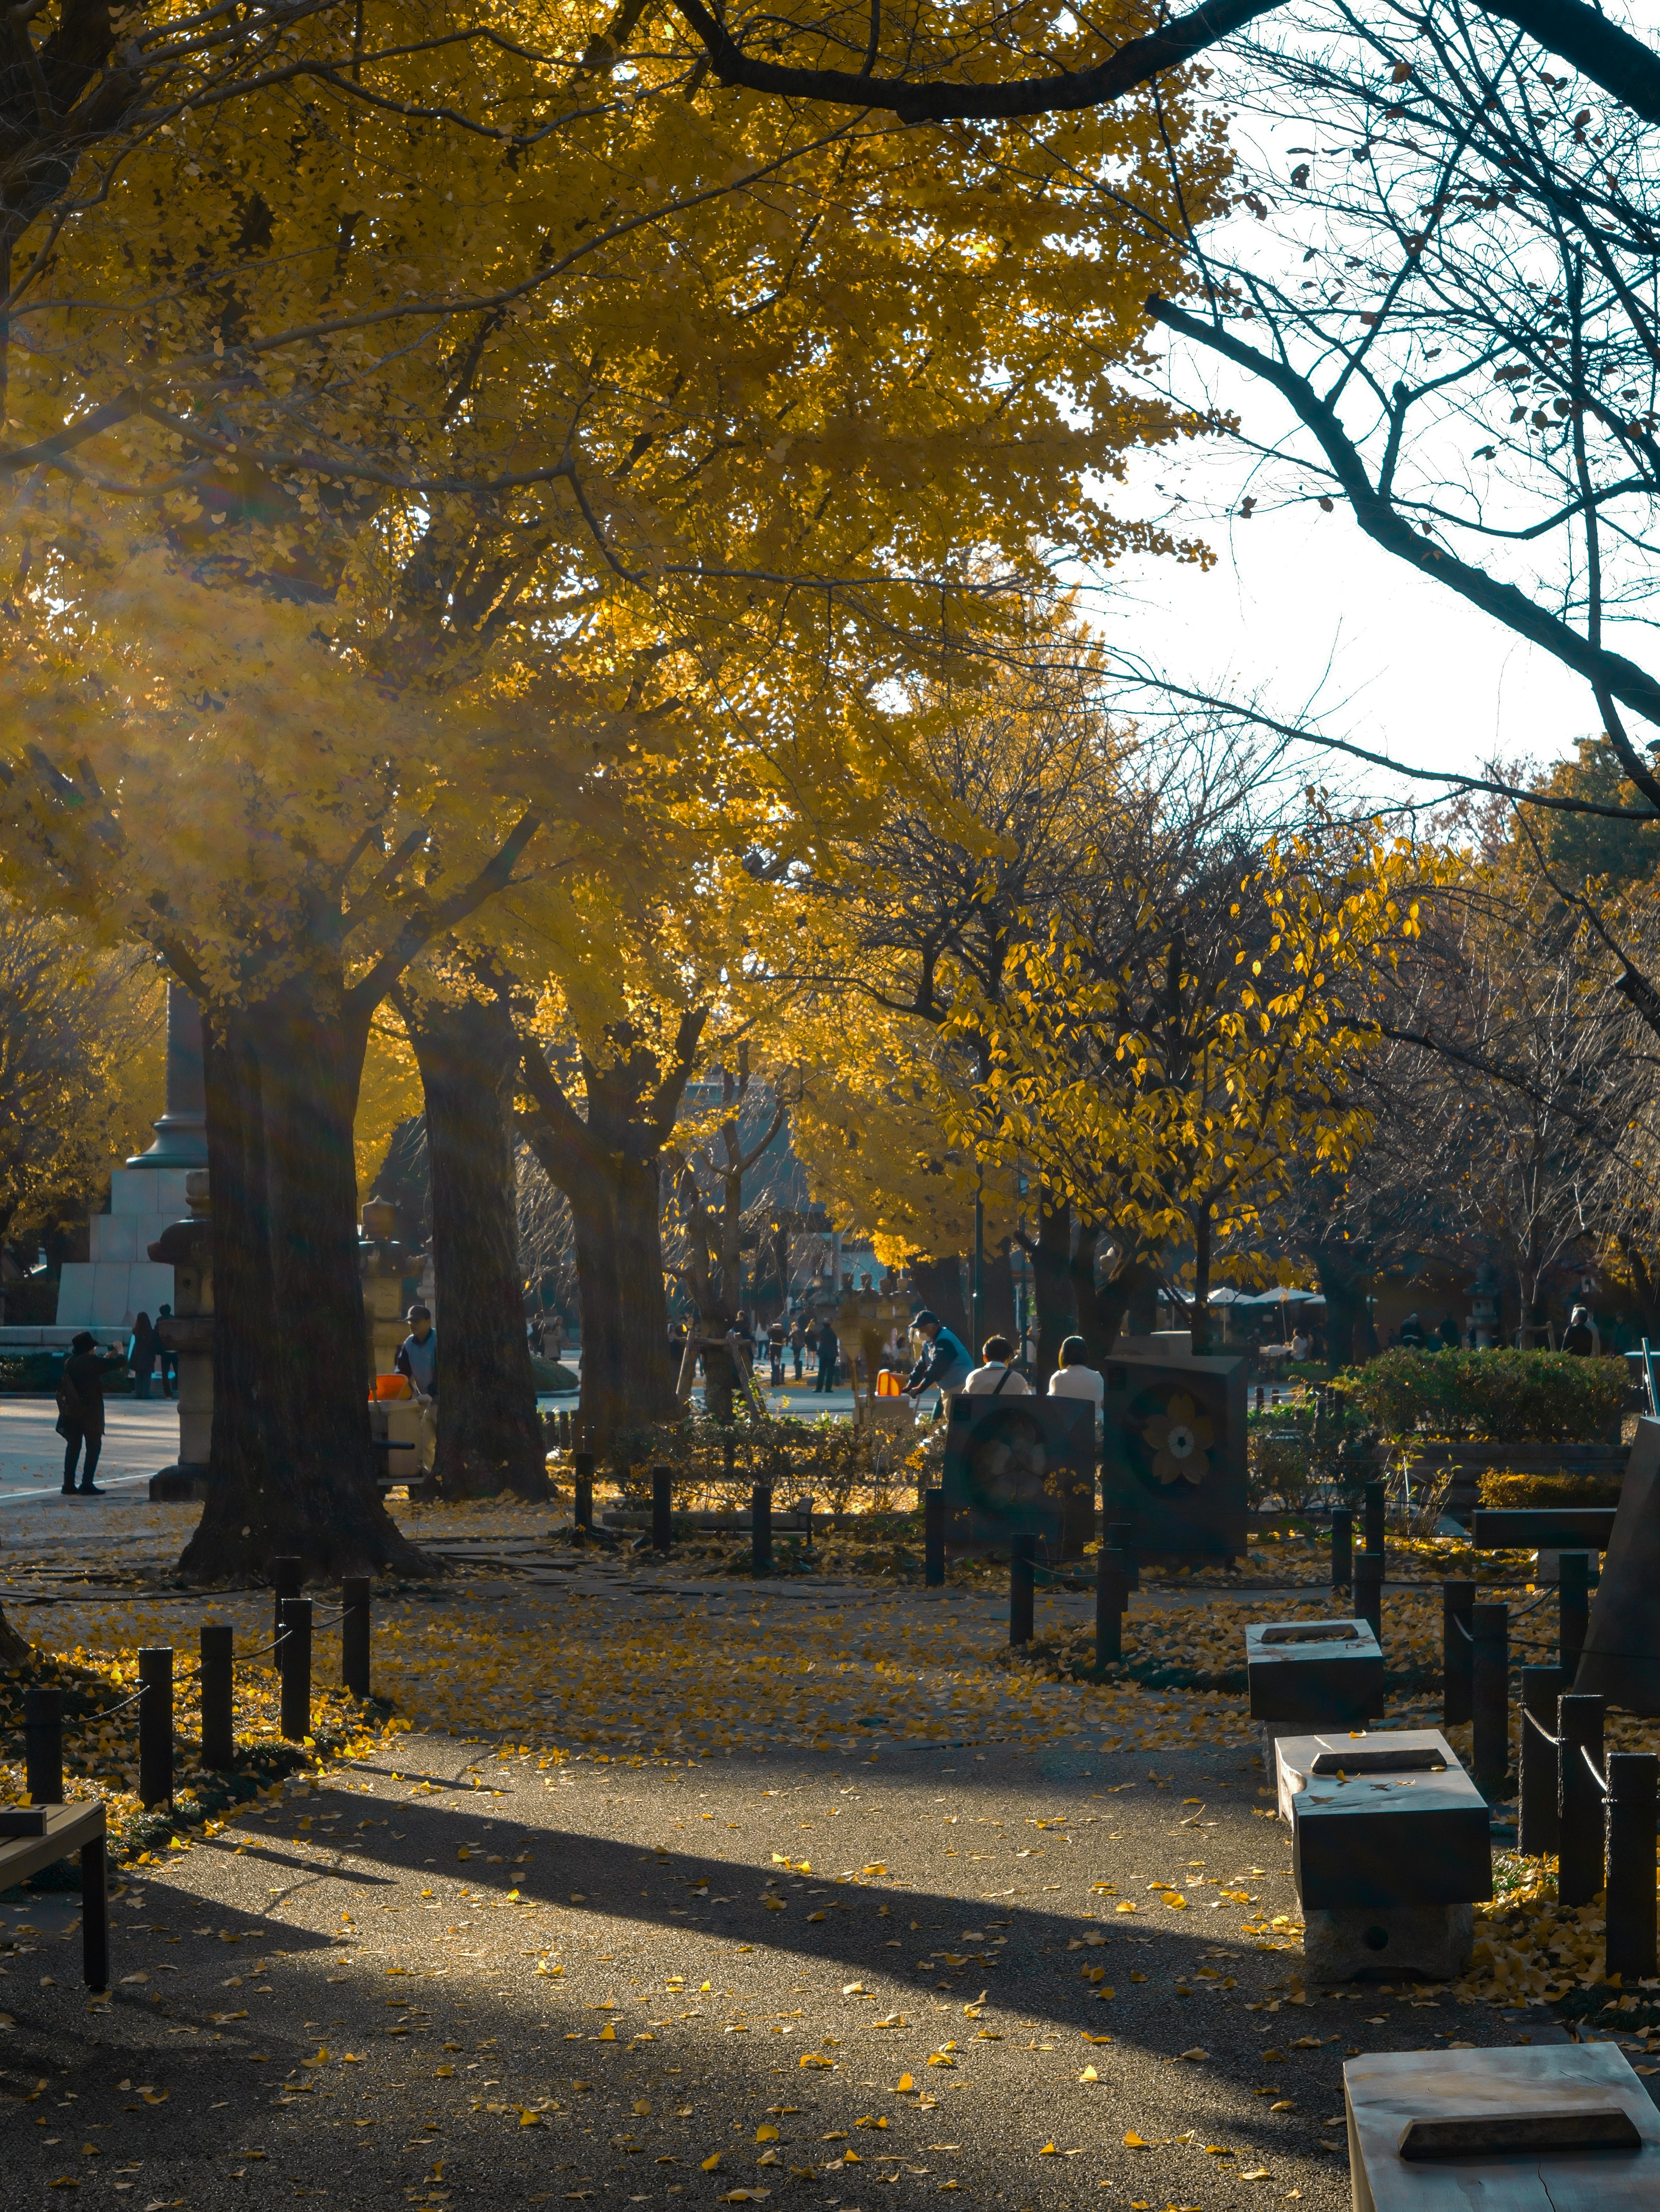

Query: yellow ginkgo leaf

[1122,2132,1150,2149]
[434,2065,454,2078]
[457,1846,471,1861]
[895,2076,914,2093]
[1078,2066,1099,2083]
[702,2155,722,2172]
[597,2026,616,2042]
[756,2126,779,2142]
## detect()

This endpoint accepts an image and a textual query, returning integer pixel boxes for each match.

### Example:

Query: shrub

[1477,1469,1625,1511]
[1334,1349,1627,1444]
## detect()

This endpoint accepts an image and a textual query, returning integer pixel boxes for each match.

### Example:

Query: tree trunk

[982,1238,1018,1350]
[179,977,433,1583]
[1026,1198,1075,1383]
[1189,1210,1213,1355]
[0,1602,29,1666]
[907,1254,967,1339]
[1069,1231,1159,1366]
[1316,1255,1373,1370]
[407,996,548,1501]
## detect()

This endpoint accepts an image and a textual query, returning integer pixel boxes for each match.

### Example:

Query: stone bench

[0,1800,110,1989]
[1273,1728,1489,1982]
[1344,2043,1660,2211]
[1247,1618,1384,1778]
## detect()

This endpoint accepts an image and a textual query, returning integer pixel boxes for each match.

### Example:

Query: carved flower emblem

[1142,1391,1213,1487]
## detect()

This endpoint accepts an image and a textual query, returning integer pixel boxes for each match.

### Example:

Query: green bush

[1335,1349,1628,1444]
[1477,1469,1625,1510]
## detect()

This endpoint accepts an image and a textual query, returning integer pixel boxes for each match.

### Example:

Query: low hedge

[1334,1348,1628,1444]
[1477,1469,1625,1510]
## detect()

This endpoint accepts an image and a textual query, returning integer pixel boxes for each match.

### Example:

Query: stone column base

[1303,1901,1473,1982]
[149,1465,211,1502]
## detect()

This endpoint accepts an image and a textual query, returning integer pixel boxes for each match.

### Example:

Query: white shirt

[1047,1364,1104,1407]
[963,1362,1032,1395]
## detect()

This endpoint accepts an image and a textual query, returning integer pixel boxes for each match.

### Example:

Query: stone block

[150,1468,211,1502]
[1246,1616,1383,1724]
[1100,1344,1247,1563]
[1304,1902,1472,1983]
[1344,2043,1660,2210]
[1279,1727,1491,1912]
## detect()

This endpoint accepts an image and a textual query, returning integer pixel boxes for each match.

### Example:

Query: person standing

[901,1310,973,1412]
[1561,1305,1600,1355]
[789,1317,807,1382]
[155,1303,179,1398]
[814,1319,840,1393]
[395,1303,439,1474]
[55,1331,128,1496]
[128,1312,160,1401]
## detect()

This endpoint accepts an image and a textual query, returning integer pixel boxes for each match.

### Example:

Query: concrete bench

[0,1800,110,1989]
[1247,1616,1384,1729]
[1344,2043,1660,2211]
[1273,1728,1489,1982]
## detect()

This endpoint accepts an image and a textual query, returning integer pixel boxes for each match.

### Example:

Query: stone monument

[147,1168,213,1501]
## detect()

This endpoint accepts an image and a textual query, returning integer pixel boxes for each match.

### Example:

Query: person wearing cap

[54,1331,129,1496]
[901,1310,972,1412]
[394,1304,438,1474]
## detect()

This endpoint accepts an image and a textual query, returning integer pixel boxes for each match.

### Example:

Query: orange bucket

[875,1369,902,1397]
[373,1374,412,1401]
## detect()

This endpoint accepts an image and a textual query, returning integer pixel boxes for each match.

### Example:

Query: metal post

[573,1450,594,1532]
[23,1686,63,1804]
[1471,1601,1510,1802]
[270,1555,302,1646]
[138,1647,174,1807]
[751,1485,772,1575]
[79,1831,109,1992]
[1518,1665,1564,1858]
[1352,1549,1383,1638]
[652,1465,673,1552]
[279,1597,313,1744]
[1363,1479,1386,1562]
[199,1623,235,1769]
[1558,1693,1607,1909]
[1443,1579,1475,1726]
[1330,1508,1353,1592]
[1009,1533,1036,1647]
[1106,1522,1138,1590]
[972,1177,984,1353]
[342,1577,372,1700]
[1559,1551,1590,1686]
[923,1489,945,1587]
[1605,1752,1659,1982]
[1096,1544,1127,1668]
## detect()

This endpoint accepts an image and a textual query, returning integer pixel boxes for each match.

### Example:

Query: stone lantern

[147,1169,212,1500]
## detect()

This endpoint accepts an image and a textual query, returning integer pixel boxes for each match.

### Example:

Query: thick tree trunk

[533,1134,675,1451]
[1026,1199,1075,1383]
[408,996,548,1501]
[982,1239,1018,1351]
[1189,1210,1214,1355]
[179,977,433,1583]
[1317,1256,1374,1370]
[907,1254,967,1339]
[0,1602,29,1666]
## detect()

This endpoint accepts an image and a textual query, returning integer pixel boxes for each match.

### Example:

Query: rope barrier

[1583,1744,1610,1797]
[1523,1708,1562,1747]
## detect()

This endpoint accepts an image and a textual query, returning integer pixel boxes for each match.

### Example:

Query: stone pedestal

[1305,1902,1473,1983]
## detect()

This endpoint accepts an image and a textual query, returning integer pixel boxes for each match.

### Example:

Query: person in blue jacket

[901,1311,972,1413]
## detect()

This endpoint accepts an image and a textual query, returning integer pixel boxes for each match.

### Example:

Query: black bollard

[1330,1508,1354,1592]
[1605,1752,1659,1982]
[559,1408,572,1450]
[1352,1549,1383,1638]
[751,1485,772,1575]
[1363,1479,1386,1562]
[270,1555,302,1646]
[80,1828,109,1992]
[279,1597,313,1744]
[1558,1551,1590,1686]
[342,1576,372,1700]
[1009,1533,1036,1647]
[23,1686,63,1803]
[652,1465,674,1552]
[1558,1692,1607,1909]
[138,1646,174,1807]
[573,1451,594,1532]
[1471,1601,1510,1802]
[1517,1665,1564,1858]
[923,1489,945,1587]
[1096,1544,1128,1668]
[1106,1523,1139,1590]
[199,1623,235,1770]
[1442,1579,1475,1726]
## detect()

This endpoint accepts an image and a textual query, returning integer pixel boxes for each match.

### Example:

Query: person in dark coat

[814,1320,840,1393]
[128,1312,159,1401]
[55,1331,128,1496]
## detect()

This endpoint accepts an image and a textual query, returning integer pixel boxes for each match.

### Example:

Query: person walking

[395,1304,439,1474]
[789,1317,807,1382]
[963,1335,1033,1395]
[128,1312,160,1401]
[1561,1305,1600,1355]
[814,1319,840,1393]
[155,1304,179,1398]
[55,1331,128,1495]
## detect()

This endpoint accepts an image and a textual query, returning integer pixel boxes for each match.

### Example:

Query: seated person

[1046,1334,1104,1407]
[964,1335,1032,1395]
